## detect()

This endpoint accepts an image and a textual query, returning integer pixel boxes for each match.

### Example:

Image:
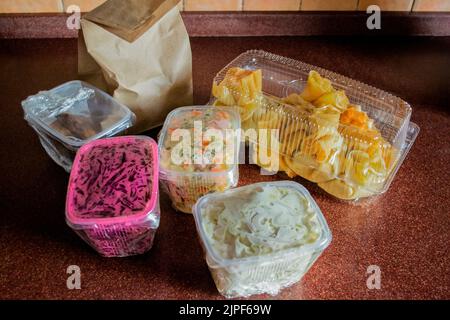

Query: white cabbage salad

[201,185,321,260]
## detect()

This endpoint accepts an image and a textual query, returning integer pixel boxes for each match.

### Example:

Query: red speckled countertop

[0,37,449,300]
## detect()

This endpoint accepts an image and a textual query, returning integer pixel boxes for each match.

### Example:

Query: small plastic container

[158,106,241,214]
[22,80,136,172]
[193,181,332,298]
[210,50,420,200]
[65,136,159,257]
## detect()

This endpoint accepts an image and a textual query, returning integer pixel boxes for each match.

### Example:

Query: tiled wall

[1,0,449,13]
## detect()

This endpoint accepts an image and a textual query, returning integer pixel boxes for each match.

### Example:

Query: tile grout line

[58,0,65,12]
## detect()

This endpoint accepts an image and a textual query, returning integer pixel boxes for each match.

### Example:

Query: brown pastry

[50,113,99,139]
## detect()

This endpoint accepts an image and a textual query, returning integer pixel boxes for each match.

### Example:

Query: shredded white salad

[201,185,321,260]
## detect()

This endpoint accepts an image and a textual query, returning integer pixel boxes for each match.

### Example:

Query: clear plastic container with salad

[193,181,332,298]
[66,136,159,257]
[22,81,136,172]
[158,106,241,214]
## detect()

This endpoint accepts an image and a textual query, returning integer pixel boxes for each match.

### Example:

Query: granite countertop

[0,36,449,300]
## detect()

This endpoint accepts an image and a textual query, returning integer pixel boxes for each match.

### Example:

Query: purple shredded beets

[72,139,154,219]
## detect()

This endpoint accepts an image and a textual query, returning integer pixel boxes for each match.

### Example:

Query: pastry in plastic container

[158,106,241,214]
[210,50,419,200]
[65,136,159,257]
[193,181,332,298]
[22,80,136,172]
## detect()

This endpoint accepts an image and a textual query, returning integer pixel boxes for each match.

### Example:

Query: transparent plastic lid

[210,50,419,198]
[193,181,332,268]
[66,136,159,226]
[22,81,136,148]
[158,106,241,178]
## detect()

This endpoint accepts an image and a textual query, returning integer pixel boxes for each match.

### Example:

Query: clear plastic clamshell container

[158,106,241,214]
[193,181,332,298]
[22,80,136,172]
[66,136,159,257]
[210,50,420,200]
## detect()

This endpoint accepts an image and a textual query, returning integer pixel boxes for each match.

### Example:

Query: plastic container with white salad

[193,181,332,298]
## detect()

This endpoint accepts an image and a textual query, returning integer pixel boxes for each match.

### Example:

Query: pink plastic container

[65,136,159,257]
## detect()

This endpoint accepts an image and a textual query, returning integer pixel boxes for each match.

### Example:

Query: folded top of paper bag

[83,0,181,42]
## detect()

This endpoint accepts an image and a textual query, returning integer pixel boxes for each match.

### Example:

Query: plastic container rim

[22,80,136,148]
[213,49,413,122]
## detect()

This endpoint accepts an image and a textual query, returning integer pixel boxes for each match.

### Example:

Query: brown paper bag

[78,0,193,133]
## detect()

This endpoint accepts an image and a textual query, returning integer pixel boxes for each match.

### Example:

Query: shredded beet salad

[70,138,154,219]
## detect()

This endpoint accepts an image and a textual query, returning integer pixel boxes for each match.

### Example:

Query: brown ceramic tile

[413,0,450,12]
[243,0,300,11]
[301,0,358,11]
[62,0,105,12]
[62,0,106,12]
[184,0,242,11]
[0,0,63,13]
[358,0,414,11]
[178,0,184,11]
[62,0,183,13]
